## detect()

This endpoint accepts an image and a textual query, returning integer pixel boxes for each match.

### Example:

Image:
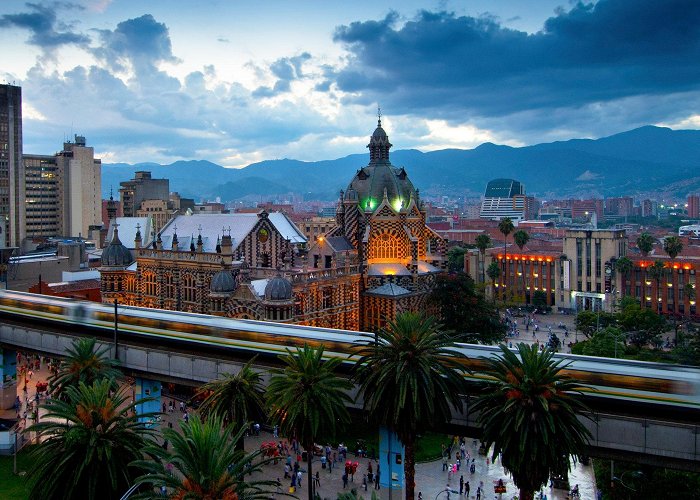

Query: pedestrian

[442,454,448,471]
[315,471,320,489]
[273,425,278,438]
[284,463,291,479]
[363,474,368,491]
[342,473,348,489]
[459,475,464,495]
[162,402,166,412]
[183,411,189,423]
[296,470,302,487]
[465,481,470,497]
[375,464,381,489]
[476,486,481,500]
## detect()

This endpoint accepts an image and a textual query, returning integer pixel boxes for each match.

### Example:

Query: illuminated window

[372,232,399,260]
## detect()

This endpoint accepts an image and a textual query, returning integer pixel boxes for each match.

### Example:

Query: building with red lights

[688,194,700,219]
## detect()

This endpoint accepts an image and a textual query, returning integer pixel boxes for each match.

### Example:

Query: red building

[688,194,700,219]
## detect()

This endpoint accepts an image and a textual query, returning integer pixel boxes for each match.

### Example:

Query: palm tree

[512,229,530,302]
[498,217,515,301]
[475,233,492,284]
[636,232,655,257]
[487,261,501,302]
[648,260,666,312]
[49,337,121,397]
[133,415,277,500]
[472,344,591,500]
[663,235,683,260]
[354,312,467,500]
[267,344,353,500]
[197,358,265,449]
[26,379,155,500]
[615,256,633,297]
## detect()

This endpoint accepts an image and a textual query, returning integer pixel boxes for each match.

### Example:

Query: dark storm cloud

[92,14,178,74]
[332,0,700,119]
[0,2,89,48]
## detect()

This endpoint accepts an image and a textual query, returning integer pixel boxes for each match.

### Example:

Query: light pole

[113,299,119,360]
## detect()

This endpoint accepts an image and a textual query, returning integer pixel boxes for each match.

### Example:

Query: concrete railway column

[134,377,162,425]
[0,347,17,410]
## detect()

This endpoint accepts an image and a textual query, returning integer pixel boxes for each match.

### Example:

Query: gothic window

[373,232,399,260]
[164,274,175,300]
[183,274,196,302]
[143,271,157,296]
[322,288,332,309]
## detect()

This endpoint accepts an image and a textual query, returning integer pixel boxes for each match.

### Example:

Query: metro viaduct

[1,319,699,472]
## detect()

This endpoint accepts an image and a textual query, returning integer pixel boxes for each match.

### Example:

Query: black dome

[210,268,236,294]
[264,274,293,301]
[101,228,133,267]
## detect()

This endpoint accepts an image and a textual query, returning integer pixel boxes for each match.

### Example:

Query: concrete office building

[0,84,25,247]
[479,178,533,221]
[119,171,169,217]
[23,136,102,250]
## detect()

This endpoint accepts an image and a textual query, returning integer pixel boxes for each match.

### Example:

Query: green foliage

[267,344,352,500]
[636,232,655,256]
[197,357,265,435]
[575,310,616,338]
[48,337,121,397]
[134,416,277,500]
[532,290,548,310]
[513,229,530,250]
[473,344,591,499]
[594,459,700,500]
[26,379,155,500]
[430,272,507,344]
[475,233,492,283]
[617,300,666,346]
[0,447,33,500]
[353,312,468,500]
[663,235,683,260]
[487,261,501,282]
[447,246,468,272]
[577,327,627,358]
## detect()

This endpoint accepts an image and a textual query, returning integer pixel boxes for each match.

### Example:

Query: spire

[106,185,117,222]
[367,112,392,164]
[134,222,142,249]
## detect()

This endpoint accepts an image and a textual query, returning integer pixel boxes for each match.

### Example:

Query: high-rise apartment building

[0,84,25,247]
[642,199,657,217]
[688,194,700,219]
[24,135,102,246]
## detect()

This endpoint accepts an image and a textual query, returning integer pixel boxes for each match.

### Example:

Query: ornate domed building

[99,117,445,331]
[308,116,447,330]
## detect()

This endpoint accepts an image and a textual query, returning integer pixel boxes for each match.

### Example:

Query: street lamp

[612,470,643,491]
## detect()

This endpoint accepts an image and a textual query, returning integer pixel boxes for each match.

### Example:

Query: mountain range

[102,126,700,202]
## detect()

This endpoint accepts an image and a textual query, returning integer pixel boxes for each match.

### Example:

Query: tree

[430,272,506,344]
[447,246,468,272]
[574,310,616,338]
[573,327,627,358]
[512,229,530,301]
[617,299,666,347]
[615,256,633,296]
[26,379,155,500]
[663,235,683,260]
[531,290,548,310]
[49,337,121,397]
[487,261,501,302]
[354,312,467,500]
[134,416,277,500]
[196,358,265,448]
[636,232,655,257]
[267,345,352,500]
[498,217,515,301]
[473,344,591,500]
[475,233,492,284]
[647,260,666,312]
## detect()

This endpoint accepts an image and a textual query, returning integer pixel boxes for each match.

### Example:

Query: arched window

[183,274,196,302]
[372,232,399,260]
[143,272,157,296]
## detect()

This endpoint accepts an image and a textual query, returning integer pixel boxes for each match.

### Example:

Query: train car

[1,290,699,417]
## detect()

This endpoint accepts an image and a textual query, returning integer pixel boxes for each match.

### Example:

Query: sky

[2,0,700,168]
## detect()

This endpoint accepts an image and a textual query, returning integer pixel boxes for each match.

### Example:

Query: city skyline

[2,0,700,167]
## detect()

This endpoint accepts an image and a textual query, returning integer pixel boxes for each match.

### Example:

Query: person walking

[459,475,464,495]
[296,470,302,488]
[342,472,348,489]
[375,465,381,489]
[464,481,470,498]
[314,471,320,489]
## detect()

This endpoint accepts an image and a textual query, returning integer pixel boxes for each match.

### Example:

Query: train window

[73,305,86,321]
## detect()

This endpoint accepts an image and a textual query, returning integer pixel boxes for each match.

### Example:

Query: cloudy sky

[2,0,700,167]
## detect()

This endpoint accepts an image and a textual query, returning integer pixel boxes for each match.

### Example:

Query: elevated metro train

[0,290,698,418]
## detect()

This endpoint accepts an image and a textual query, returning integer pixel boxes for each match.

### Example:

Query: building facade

[119,171,169,217]
[0,84,24,247]
[23,135,102,249]
[688,194,700,219]
[479,178,530,221]
[99,119,447,332]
